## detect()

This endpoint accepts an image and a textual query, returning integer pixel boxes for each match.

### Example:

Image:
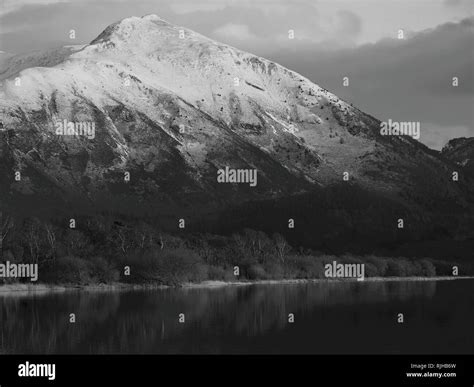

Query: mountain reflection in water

[0,280,472,354]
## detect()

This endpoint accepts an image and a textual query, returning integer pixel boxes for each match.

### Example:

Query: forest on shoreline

[1,212,470,286]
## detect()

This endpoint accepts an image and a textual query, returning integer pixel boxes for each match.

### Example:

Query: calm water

[0,279,473,354]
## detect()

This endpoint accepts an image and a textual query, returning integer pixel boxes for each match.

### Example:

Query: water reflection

[0,280,472,354]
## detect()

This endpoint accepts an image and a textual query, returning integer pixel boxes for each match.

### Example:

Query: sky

[0,0,473,149]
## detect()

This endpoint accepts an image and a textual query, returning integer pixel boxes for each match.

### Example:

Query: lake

[0,279,473,354]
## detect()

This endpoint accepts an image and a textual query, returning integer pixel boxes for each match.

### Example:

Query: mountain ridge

[0,14,473,244]
[441,137,474,176]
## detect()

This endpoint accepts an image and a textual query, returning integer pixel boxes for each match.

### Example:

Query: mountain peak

[89,14,175,46]
[3,13,471,221]
[141,14,168,22]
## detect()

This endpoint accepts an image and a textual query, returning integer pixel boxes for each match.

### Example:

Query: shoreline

[0,275,473,296]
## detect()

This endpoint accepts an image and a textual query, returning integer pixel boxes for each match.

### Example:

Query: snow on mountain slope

[0,14,472,215]
[0,45,85,81]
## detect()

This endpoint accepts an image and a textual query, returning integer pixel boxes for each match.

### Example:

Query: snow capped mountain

[0,15,473,221]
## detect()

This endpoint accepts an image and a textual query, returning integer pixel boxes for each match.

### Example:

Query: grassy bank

[2,276,473,296]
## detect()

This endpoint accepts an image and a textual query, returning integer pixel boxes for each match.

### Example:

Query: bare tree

[133,221,148,249]
[134,222,162,249]
[233,233,246,254]
[159,233,164,250]
[117,228,129,254]
[44,223,57,258]
[273,233,290,264]
[136,228,147,249]
[25,220,41,263]
[198,239,213,263]
[0,211,14,259]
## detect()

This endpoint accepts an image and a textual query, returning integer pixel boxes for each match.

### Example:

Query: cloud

[2,0,472,52]
[444,0,473,7]
[213,23,258,41]
[169,0,279,14]
[334,10,362,40]
[0,2,176,52]
[0,1,364,54]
